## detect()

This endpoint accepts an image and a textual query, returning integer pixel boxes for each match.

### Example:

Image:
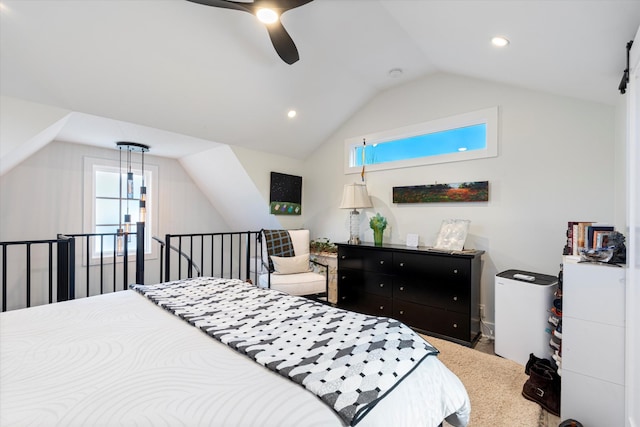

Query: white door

[626,25,640,427]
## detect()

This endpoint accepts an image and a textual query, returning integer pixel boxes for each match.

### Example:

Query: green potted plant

[309,237,337,254]
[369,213,387,246]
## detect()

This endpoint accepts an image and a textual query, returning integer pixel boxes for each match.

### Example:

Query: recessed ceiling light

[287,110,297,118]
[256,8,278,24]
[491,36,510,47]
[388,68,403,78]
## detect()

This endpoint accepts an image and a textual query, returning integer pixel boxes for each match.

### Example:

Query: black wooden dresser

[336,242,484,347]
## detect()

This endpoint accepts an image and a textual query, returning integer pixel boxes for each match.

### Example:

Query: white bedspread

[0,289,470,427]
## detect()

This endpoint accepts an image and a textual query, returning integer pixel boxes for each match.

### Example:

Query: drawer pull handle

[341,276,346,280]
[379,306,384,310]
[453,323,458,328]
[379,283,384,288]
[380,260,384,265]
[399,262,404,267]
[341,255,346,259]
[399,286,404,291]
[399,310,404,315]
[453,296,458,301]
[341,296,347,300]
[453,269,458,274]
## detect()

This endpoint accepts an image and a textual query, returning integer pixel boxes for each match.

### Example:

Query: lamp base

[348,209,361,245]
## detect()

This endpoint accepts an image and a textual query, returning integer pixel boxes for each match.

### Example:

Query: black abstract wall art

[270,172,302,215]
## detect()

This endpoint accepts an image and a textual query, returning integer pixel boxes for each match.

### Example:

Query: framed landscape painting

[392,181,489,203]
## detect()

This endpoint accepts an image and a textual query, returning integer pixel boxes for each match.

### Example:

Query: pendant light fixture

[116,141,150,256]
[116,146,125,256]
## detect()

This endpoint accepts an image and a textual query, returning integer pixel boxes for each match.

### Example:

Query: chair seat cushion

[258,272,326,296]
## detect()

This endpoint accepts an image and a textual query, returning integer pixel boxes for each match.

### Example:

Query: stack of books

[563,222,615,256]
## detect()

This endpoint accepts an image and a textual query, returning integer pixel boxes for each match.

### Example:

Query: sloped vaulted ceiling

[1,0,639,163]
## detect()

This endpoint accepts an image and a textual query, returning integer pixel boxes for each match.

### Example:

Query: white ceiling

[1,0,639,159]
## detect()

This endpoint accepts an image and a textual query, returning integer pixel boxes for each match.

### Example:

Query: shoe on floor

[522,363,561,416]
[525,353,552,375]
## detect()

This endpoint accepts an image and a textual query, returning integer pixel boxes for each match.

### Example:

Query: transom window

[344,107,498,174]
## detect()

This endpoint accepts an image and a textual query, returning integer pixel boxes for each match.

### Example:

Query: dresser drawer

[338,267,392,298]
[363,251,393,274]
[341,292,392,317]
[339,246,393,274]
[393,300,470,341]
[395,252,470,285]
[393,279,469,313]
[338,269,363,306]
[338,247,364,270]
[363,273,393,297]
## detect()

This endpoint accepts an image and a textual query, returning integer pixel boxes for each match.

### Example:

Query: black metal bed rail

[1,227,258,312]
[153,236,202,280]
[0,236,74,312]
[60,223,145,298]
[163,231,262,284]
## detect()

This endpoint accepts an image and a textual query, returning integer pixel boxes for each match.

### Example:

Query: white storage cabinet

[561,258,626,426]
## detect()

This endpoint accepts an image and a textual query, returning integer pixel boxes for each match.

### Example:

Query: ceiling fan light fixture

[256,8,279,24]
[186,0,313,64]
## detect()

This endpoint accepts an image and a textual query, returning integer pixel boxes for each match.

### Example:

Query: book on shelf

[586,225,614,248]
[576,222,593,252]
[564,221,576,255]
[594,230,613,248]
[564,221,615,255]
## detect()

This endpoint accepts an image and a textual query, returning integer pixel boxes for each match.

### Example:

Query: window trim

[83,156,159,264]
[344,107,498,174]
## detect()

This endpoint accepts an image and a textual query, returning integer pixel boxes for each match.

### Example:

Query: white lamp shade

[339,183,372,209]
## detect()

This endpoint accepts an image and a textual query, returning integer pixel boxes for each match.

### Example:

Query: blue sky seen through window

[354,123,487,166]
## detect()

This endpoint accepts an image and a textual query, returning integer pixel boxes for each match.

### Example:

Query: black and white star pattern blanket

[131,277,439,426]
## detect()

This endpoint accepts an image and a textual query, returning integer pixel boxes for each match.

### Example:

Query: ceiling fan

[186,0,314,65]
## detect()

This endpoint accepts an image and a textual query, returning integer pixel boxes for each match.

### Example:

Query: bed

[0,276,470,427]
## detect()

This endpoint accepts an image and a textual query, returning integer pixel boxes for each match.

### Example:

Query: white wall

[231,145,307,231]
[0,140,229,290]
[0,96,72,176]
[180,145,274,232]
[178,144,309,232]
[0,140,229,240]
[303,73,619,328]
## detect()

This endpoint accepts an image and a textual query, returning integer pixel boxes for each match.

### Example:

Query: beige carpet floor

[422,335,547,427]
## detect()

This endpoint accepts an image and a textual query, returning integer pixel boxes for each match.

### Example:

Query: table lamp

[339,183,372,244]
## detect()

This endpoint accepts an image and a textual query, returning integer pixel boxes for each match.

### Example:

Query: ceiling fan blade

[186,0,312,65]
[185,0,250,13]
[265,21,299,65]
[253,0,314,12]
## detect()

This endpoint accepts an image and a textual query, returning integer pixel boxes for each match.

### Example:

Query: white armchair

[257,229,328,300]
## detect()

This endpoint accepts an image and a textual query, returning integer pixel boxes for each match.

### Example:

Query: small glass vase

[373,228,384,246]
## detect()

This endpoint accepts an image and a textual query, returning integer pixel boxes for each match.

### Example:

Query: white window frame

[83,156,159,264]
[344,107,499,174]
